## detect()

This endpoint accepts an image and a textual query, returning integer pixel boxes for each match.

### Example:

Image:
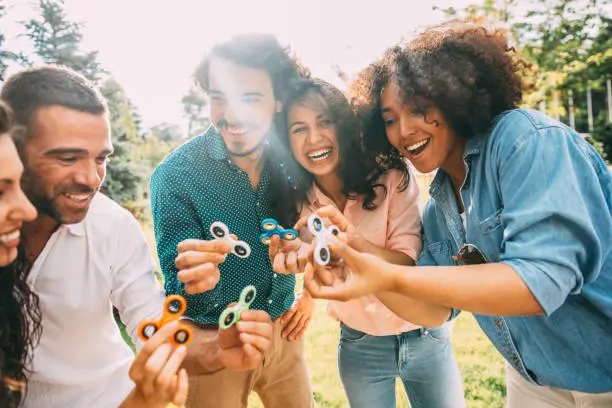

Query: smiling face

[287,95,340,178]
[22,105,112,225]
[208,57,279,156]
[0,135,37,266]
[381,80,462,174]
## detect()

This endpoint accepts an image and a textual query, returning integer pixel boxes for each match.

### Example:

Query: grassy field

[136,223,506,408]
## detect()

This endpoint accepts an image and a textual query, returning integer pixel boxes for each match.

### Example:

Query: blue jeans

[338,322,465,408]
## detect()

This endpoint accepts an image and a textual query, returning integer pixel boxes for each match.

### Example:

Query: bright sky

[3,0,475,131]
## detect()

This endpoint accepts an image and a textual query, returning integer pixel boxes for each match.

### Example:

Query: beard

[21,168,97,225]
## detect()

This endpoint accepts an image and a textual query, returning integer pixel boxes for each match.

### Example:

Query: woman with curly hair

[0,100,39,408]
[270,78,464,407]
[304,22,612,407]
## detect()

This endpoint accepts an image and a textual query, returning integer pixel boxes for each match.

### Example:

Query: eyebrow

[44,148,114,156]
[381,107,393,114]
[0,179,14,186]
[209,90,264,97]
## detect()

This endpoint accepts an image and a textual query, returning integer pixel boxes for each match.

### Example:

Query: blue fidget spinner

[259,218,299,245]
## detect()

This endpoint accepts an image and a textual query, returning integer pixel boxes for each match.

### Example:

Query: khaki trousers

[506,364,612,408]
[186,319,315,408]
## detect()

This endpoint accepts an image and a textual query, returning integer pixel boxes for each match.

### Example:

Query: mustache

[217,119,248,129]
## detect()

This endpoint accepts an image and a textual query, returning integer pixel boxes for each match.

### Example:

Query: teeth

[227,127,245,135]
[406,138,430,153]
[0,230,19,244]
[65,193,90,202]
[307,148,332,162]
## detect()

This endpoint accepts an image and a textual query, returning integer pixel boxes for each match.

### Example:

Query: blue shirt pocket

[427,240,455,266]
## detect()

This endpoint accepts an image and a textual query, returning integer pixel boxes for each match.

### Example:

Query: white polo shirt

[23,193,165,408]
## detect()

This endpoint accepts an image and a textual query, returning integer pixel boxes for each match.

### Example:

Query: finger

[172,369,189,407]
[140,342,174,397]
[279,306,297,323]
[242,343,263,367]
[316,205,349,230]
[303,262,350,301]
[175,251,227,269]
[327,236,360,266]
[273,252,288,274]
[293,214,310,231]
[177,263,219,284]
[239,331,273,354]
[130,321,179,382]
[230,233,238,240]
[291,316,310,340]
[154,345,187,397]
[286,251,298,274]
[239,309,272,324]
[177,239,232,254]
[184,275,220,295]
[281,312,301,338]
[269,235,281,261]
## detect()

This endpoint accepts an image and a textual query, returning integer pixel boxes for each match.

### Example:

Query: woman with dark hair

[0,100,39,408]
[305,22,612,407]
[270,78,464,407]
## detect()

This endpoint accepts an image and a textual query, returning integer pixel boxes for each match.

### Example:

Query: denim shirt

[417,109,612,393]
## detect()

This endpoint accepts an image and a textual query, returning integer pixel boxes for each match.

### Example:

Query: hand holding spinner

[218,285,257,329]
[307,214,340,266]
[138,294,193,346]
[259,218,298,245]
[210,221,251,258]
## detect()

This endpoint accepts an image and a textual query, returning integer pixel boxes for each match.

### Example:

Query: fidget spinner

[210,221,251,258]
[308,214,340,266]
[138,294,193,346]
[259,218,299,245]
[218,285,257,329]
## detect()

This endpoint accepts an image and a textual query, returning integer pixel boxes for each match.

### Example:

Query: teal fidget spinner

[218,285,257,329]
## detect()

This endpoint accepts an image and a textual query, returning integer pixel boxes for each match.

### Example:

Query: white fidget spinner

[307,214,340,266]
[209,221,251,258]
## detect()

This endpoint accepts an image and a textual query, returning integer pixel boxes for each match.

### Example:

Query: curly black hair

[280,78,410,215]
[350,21,530,156]
[0,101,42,408]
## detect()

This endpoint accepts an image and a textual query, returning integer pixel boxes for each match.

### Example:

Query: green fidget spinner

[218,285,257,329]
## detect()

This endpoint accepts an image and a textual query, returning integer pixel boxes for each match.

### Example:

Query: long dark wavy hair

[280,78,410,216]
[0,101,42,408]
[350,21,530,156]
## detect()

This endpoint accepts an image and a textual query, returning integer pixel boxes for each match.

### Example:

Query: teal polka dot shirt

[150,126,295,323]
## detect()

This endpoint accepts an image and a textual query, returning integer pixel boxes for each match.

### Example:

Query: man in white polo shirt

[1,65,274,408]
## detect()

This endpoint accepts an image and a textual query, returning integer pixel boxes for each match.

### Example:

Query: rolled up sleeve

[495,125,609,315]
[386,169,422,261]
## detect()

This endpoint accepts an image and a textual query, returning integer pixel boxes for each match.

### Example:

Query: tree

[148,122,183,142]
[182,84,209,137]
[22,0,103,82]
[0,0,29,81]
[99,78,148,207]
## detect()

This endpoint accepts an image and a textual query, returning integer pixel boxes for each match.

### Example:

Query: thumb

[328,235,359,266]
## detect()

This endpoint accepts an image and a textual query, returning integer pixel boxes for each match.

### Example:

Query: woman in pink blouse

[271,78,465,408]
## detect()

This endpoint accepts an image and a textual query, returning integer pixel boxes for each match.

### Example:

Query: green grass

[135,223,506,408]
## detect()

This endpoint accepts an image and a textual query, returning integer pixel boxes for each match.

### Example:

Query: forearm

[350,234,415,266]
[376,291,451,327]
[386,262,544,316]
[182,323,225,375]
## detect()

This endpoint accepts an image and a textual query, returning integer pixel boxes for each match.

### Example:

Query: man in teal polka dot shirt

[150,34,315,407]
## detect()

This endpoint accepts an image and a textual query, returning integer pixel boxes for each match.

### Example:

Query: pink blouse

[302,168,423,336]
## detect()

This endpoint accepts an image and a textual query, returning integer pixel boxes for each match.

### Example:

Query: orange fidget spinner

[138,294,193,346]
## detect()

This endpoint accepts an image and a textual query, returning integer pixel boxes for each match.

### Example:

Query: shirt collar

[429,133,486,199]
[65,222,85,237]
[204,126,230,161]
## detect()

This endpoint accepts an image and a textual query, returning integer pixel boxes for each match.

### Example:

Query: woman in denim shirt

[304,22,612,407]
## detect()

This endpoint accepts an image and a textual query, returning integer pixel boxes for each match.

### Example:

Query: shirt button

[267,299,273,304]
[495,319,503,328]
[214,304,219,308]
[513,357,520,366]
[273,273,278,278]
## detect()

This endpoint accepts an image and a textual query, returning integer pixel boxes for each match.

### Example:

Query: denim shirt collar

[429,133,486,201]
